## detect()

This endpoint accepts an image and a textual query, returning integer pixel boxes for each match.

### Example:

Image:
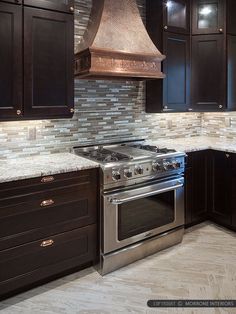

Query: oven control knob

[112,171,121,181]
[134,165,144,175]
[173,160,181,169]
[124,169,133,178]
[152,162,162,172]
[163,161,173,170]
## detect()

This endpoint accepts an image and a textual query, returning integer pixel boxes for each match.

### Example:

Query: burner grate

[130,144,176,154]
[82,148,131,163]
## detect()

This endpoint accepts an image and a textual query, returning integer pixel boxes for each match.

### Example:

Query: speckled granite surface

[0,153,99,183]
[1,136,236,183]
[146,136,236,154]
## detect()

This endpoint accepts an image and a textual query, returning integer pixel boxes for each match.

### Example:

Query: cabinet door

[163,32,190,112]
[163,0,190,34]
[231,154,236,228]
[184,162,194,225]
[185,151,208,226]
[227,0,236,35]
[192,0,225,35]
[227,35,236,111]
[0,2,22,119]
[23,0,74,14]
[209,151,232,225]
[191,34,225,111]
[24,7,74,119]
[0,0,22,3]
[145,0,164,113]
[0,225,97,298]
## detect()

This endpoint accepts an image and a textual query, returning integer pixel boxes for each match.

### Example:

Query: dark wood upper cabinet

[23,0,74,13]
[163,32,190,112]
[0,2,22,119]
[0,1,74,121]
[192,0,225,35]
[227,35,236,110]
[227,0,236,35]
[146,0,190,113]
[163,0,190,34]
[23,7,74,119]
[191,34,225,111]
[146,0,236,113]
[146,32,190,113]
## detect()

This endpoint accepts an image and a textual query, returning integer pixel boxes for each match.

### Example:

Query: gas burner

[81,148,131,163]
[130,144,176,154]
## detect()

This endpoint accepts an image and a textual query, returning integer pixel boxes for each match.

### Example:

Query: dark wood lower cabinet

[208,151,232,225]
[0,168,99,299]
[185,151,208,226]
[0,225,97,298]
[185,150,236,230]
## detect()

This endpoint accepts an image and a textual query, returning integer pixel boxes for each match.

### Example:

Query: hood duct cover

[75,0,165,80]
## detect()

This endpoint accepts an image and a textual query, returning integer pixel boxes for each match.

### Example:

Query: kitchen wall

[0,0,203,160]
[202,112,236,139]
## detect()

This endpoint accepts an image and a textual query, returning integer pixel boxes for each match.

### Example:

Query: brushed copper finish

[75,0,165,81]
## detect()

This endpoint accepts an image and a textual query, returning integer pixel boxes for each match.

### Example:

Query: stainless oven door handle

[109,183,183,205]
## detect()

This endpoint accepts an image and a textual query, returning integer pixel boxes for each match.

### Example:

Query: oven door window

[118,191,175,241]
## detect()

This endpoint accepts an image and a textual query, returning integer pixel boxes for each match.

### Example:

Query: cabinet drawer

[0,169,98,199]
[0,182,98,250]
[23,0,74,14]
[0,224,97,297]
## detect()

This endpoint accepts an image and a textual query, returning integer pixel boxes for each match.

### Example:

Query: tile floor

[0,222,236,314]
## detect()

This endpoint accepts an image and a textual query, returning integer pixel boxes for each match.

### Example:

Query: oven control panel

[104,156,185,186]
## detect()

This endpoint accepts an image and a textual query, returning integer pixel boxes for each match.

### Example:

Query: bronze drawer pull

[40,239,54,247]
[40,199,55,207]
[41,176,55,183]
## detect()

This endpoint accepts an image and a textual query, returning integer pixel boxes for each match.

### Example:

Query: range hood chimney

[75,0,165,80]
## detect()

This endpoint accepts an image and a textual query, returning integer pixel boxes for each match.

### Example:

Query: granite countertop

[146,136,236,154]
[1,136,236,183]
[0,153,99,183]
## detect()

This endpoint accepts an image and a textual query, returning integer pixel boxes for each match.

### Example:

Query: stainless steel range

[74,140,186,275]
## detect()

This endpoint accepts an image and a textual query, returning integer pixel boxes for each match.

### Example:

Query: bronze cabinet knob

[40,239,54,247]
[219,28,223,33]
[69,6,74,12]
[40,199,55,207]
[41,176,55,183]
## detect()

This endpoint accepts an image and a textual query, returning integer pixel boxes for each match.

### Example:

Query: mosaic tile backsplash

[0,0,230,160]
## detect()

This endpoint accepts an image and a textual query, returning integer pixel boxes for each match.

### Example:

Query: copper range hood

[74,0,165,80]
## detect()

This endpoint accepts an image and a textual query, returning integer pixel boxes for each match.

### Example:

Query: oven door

[102,176,184,254]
